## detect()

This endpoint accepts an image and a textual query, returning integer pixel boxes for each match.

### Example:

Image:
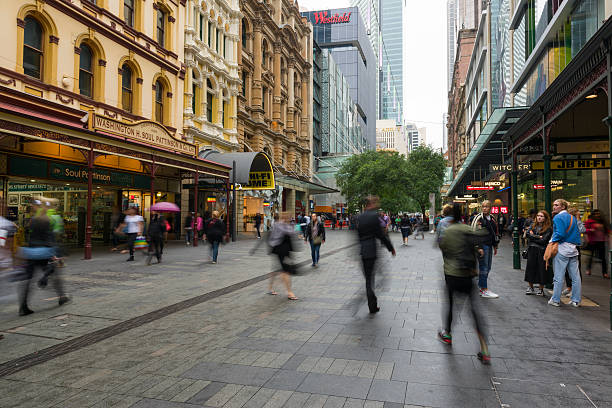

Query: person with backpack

[438,203,491,365]
[204,211,226,264]
[146,212,165,265]
[304,212,325,267]
[471,200,500,298]
[547,199,582,307]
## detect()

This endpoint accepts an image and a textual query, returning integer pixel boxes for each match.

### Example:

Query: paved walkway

[0,231,612,407]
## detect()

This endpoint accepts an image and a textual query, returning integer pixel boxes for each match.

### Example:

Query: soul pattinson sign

[93,115,197,156]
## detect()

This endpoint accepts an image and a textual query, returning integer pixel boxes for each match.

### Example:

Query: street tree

[335,150,411,213]
[406,145,446,215]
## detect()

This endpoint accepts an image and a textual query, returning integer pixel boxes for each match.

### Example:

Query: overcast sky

[299,0,447,149]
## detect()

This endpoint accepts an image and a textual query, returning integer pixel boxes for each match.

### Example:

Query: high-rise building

[302,8,377,150]
[376,120,407,156]
[380,0,403,124]
[447,0,457,90]
[406,123,419,152]
[447,0,481,92]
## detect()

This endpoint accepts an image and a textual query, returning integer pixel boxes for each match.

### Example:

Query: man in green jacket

[438,203,491,364]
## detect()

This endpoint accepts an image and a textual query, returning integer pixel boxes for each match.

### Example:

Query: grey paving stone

[181,362,278,386]
[282,354,309,370]
[264,369,308,390]
[131,398,203,408]
[227,337,305,353]
[404,383,496,408]
[367,380,407,403]
[298,342,331,356]
[297,373,372,399]
[323,344,383,362]
[186,381,226,405]
[379,349,412,364]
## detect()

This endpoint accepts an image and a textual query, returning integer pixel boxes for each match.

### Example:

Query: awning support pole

[543,110,552,216]
[150,158,156,207]
[512,150,521,269]
[194,171,199,247]
[226,177,231,239]
[231,160,236,242]
[603,44,612,330]
[84,141,93,260]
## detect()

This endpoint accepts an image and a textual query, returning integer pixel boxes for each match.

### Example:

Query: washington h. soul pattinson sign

[92,114,197,156]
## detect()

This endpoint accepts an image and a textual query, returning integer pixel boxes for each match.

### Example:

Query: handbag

[313,235,322,245]
[134,236,148,250]
[544,215,573,267]
[521,248,528,259]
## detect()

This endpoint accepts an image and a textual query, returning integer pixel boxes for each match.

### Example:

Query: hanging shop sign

[533,184,545,189]
[243,171,274,190]
[531,159,610,170]
[207,196,217,202]
[484,181,504,186]
[92,114,197,156]
[488,163,530,172]
[517,138,555,155]
[556,141,609,154]
[466,186,494,191]
[312,11,352,24]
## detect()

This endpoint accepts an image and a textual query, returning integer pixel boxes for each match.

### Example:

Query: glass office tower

[380,0,403,124]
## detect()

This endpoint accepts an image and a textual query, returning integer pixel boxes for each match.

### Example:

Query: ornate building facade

[184,0,241,152]
[238,0,313,179]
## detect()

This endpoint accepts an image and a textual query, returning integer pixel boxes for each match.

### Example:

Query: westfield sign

[312,11,352,24]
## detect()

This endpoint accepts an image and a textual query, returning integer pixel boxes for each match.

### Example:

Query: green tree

[406,145,446,215]
[335,150,411,214]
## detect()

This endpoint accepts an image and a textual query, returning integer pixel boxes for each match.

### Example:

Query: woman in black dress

[525,210,552,296]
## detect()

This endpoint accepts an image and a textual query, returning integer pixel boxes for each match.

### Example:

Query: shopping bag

[134,236,149,250]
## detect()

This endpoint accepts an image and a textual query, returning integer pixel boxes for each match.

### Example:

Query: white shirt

[125,215,143,234]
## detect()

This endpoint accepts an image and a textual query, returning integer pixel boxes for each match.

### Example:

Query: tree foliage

[335,146,446,214]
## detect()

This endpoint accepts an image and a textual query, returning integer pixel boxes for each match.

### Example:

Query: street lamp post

[512,152,521,269]
[603,46,612,330]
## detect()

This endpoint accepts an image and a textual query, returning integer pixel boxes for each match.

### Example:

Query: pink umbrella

[150,202,180,212]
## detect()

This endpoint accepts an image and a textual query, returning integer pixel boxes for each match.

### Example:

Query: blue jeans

[478,245,493,289]
[310,242,321,265]
[211,241,220,262]
[552,253,581,303]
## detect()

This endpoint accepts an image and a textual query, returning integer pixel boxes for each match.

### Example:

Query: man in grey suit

[357,196,396,313]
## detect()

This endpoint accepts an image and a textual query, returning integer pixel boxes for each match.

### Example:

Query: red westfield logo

[313,11,352,24]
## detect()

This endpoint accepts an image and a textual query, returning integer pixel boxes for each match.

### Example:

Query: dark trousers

[443,275,486,337]
[19,259,64,309]
[362,257,377,312]
[255,224,261,238]
[149,235,163,261]
[310,242,321,265]
[127,233,137,256]
[587,241,608,276]
[277,252,295,274]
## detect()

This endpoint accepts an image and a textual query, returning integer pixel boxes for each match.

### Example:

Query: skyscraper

[447,0,457,90]
[380,0,403,124]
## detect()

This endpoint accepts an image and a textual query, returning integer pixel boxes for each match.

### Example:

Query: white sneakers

[548,299,560,307]
[525,287,536,295]
[480,289,499,298]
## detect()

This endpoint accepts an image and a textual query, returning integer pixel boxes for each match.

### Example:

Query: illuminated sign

[207,197,217,202]
[243,171,275,190]
[500,206,508,214]
[312,11,352,24]
[531,159,610,170]
[488,163,530,172]
[491,207,499,214]
[533,184,545,189]
[467,186,494,191]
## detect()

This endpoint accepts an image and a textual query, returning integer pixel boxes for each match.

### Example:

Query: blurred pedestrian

[471,200,500,299]
[195,212,204,240]
[267,213,298,300]
[547,199,582,307]
[413,217,425,239]
[357,196,395,313]
[304,212,325,267]
[438,203,490,364]
[254,212,262,239]
[185,212,194,246]
[118,207,143,262]
[585,209,610,279]
[147,211,165,265]
[524,210,552,296]
[435,204,454,245]
[18,199,69,316]
[204,211,226,264]
[400,214,412,246]
[111,206,126,251]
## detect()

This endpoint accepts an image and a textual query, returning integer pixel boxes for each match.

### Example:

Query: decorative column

[300,74,309,141]
[273,42,282,124]
[186,65,194,115]
[287,59,295,130]
[252,19,263,109]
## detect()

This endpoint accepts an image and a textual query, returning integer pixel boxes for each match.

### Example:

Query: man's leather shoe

[19,307,34,316]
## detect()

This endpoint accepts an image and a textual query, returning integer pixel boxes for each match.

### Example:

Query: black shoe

[58,296,70,306]
[157,257,161,264]
[37,277,48,288]
[19,306,34,316]
[369,307,380,314]
[126,256,134,262]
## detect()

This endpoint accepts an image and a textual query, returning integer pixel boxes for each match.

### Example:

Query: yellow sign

[531,159,610,170]
[92,114,197,156]
[243,171,275,190]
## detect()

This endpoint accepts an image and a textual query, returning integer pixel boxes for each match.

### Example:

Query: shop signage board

[488,163,530,172]
[531,159,610,170]
[312,11,352,24]
[556,141,609,154]
[92,114,197,156]
[455,194,476,199]
[243,171,274,190]
[466,186,494,190]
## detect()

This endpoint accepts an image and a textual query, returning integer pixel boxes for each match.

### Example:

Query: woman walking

[304,212,325,267]
[204,211,226,264]
[400,214,412,246]
[268,213,298,300]
[524,211,552,296]
[585,209,610,279]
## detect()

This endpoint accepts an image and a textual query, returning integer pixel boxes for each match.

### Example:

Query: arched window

[124,0,135,27]
[79,44,94,98]
[121,64,133,112]
[23,17,43,79]
[156,8,166,47]
[206,78,213,122]
[155,80,164,123]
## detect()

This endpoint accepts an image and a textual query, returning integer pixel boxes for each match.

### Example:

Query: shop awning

[275,174,337,194]
[199,150,275,189]
[446,107,528,197]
